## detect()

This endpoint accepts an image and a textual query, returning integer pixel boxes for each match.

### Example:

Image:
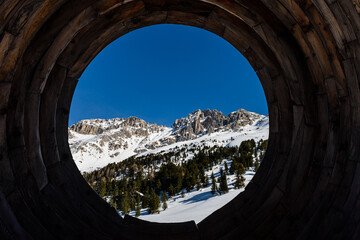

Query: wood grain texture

[0,0,359,239]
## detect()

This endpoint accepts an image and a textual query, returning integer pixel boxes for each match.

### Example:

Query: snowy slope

[69,127,173,172]
[130,170,255,223]
[138,117,269,158]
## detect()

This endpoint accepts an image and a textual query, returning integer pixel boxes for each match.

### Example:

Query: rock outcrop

[171,109,262,141]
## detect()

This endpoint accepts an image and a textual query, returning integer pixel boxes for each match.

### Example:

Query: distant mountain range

[69,109,269,173]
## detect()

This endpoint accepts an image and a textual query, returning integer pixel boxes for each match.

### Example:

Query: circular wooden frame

[0,1,359,239]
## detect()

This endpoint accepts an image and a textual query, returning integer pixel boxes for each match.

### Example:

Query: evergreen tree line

[83,139,268,216]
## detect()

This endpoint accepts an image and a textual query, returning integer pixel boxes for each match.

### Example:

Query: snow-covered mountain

[69,109,269,173]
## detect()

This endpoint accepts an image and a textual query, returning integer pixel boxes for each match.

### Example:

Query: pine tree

[121,192,130,215]
[168,184,175,197]
[148,189,160,214]
[199,168,206,186]
[196,178,202,191]
[211,172,217,195]
[156,179,162,192]
[108,197,115,209]
[142,187,149,209]
[136,193,141,206]
[254,160,259,172]
[240,175,245,188]
[203,174,209,188]
[181,190,185,198]
[239,163,246,175]
[154,192,160,213]
[191,173,197,190]
[222,172,229,193]
[230,161,238,175]
[224,161,229,174]
[161,192,168,210]
[130,195,136,211]
[217,177,222,195]
[234,172,241,189]
[218,168,228,194]
[135,202,141,217]
[234,171,245,189]
[99,180,107,197]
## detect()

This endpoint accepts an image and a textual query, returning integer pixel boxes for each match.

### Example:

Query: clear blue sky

[69,24,267,127]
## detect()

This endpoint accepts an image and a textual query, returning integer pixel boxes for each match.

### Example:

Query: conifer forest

[83,139,268,216]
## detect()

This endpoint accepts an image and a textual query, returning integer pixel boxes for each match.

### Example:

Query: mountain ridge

[69,109,269,172]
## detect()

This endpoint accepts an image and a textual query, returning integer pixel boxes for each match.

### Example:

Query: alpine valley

[69,109,269,223]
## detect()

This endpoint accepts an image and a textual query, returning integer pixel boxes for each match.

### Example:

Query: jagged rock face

[225,110,259,130]
[70,122,104,134]
[70,117,162,135]
[172,109,262,141]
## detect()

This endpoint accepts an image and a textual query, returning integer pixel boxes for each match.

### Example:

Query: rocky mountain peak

[69,119,105,135]
[69,117,164,136]
[170,109,262,141]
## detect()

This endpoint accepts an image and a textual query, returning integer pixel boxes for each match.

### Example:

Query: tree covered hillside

[83,139,268,216]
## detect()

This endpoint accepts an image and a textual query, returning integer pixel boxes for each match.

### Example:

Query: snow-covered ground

[126,169,255,223]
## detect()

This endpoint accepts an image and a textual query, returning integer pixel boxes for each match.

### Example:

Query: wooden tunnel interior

[0,0,360,239]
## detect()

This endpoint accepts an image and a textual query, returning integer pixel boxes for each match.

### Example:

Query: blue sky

[69,24,267,127]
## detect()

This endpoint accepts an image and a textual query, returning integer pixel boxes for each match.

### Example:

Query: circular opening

[68,24,269,223]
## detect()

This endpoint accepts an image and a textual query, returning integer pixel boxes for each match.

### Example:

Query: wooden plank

[5,0,45,36]
[29,6,97,93]
[0,0,21,32]
[311,0,346,50]
[328,2,357,42]
[306,28,334,79]
[0,0,67,82]
[39,65,67,167]
[307,4,347,93]
[279,0,311,27]
[0,31,14,69]
[94,0,136,15]
[201,0,260,27]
